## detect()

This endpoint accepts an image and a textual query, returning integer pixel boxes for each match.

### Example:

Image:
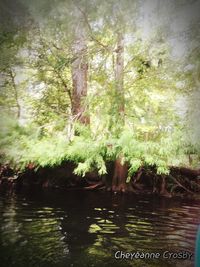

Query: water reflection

[0,191,199,267]
[0,197,68,267]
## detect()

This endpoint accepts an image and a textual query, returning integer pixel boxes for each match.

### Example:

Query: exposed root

[169,175,194,194]
[132,166,143,183]
[159,176,172,197]
[1,162,200,196]
[83,182,104,190]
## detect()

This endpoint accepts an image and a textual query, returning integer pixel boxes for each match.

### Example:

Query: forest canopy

[0,0,200,193]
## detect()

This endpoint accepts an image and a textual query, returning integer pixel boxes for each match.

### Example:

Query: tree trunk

[111,32,128,192]
[112,157,128,192]
[71,15,89,125]
[9,69,21,120]
[115,32,125,115]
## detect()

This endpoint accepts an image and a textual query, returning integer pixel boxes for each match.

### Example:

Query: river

[0,190,199,267]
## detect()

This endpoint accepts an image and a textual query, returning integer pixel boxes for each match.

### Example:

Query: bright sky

[139,0,200,58]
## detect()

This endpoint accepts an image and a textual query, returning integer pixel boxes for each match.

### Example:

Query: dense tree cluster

[0,0,200,194]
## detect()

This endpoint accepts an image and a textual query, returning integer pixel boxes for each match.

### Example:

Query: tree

[71,6,89,125]
[111,31,128,192]
[1,0,200,195]
[0,26,27,121]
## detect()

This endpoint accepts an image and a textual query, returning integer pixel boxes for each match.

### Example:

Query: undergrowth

[0,115,190,178]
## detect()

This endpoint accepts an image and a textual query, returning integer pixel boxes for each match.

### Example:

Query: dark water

[0,190,199,267]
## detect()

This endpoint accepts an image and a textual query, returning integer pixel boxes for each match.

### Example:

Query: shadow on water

[0,189,200,267]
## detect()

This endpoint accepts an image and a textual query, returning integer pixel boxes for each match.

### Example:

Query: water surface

[0,190,199,267]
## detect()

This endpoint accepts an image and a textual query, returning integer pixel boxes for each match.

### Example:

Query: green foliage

[1,109,186,175]
[0,116,105,175]
[1,0,199,179]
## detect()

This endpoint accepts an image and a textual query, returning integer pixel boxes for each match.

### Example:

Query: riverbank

[1,162,200,198]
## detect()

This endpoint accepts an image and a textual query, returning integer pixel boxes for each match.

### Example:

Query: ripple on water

[0,193,199,267]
